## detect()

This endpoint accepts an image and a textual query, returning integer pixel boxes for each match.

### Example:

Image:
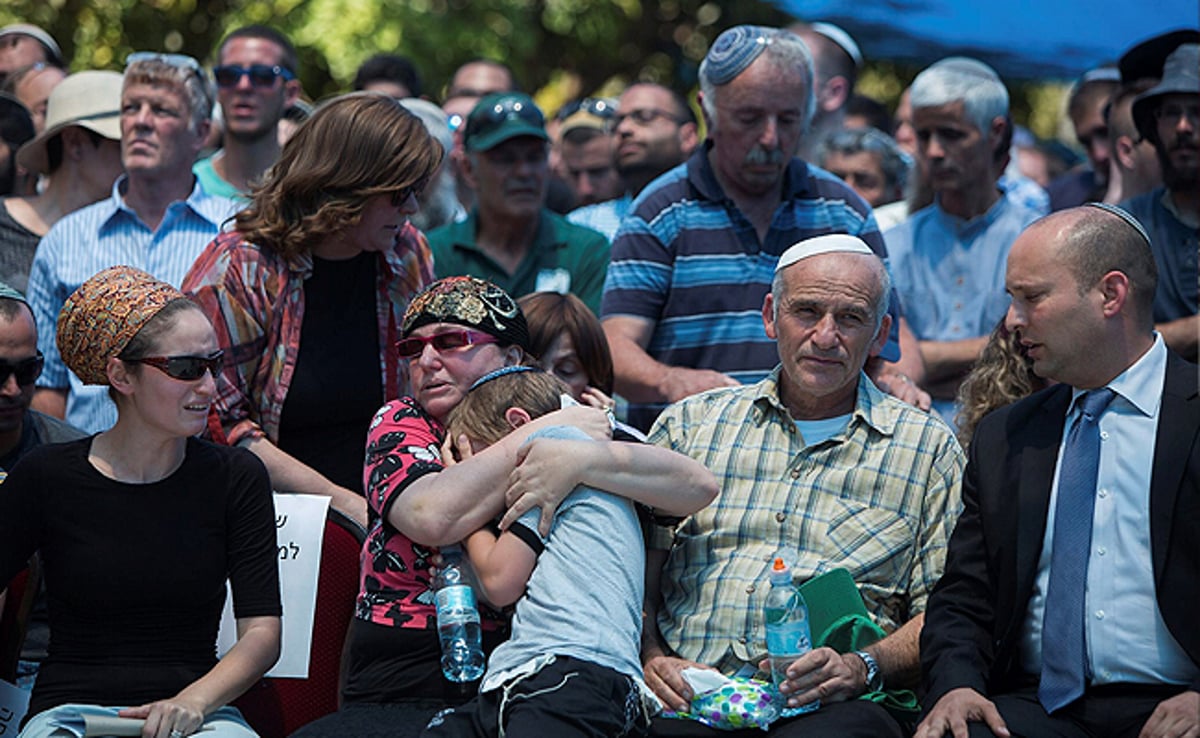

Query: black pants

[422,656,649,738]
[957,683,1191,738]
[649,699,906,737]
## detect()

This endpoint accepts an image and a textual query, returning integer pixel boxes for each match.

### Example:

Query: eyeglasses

[1154,103,1200,126]
[0,352,43,386]
[127,351,225,381]
[126,52,205,78]
[213,64,295,89]
[395,330,498,360]
[614,108,682,128]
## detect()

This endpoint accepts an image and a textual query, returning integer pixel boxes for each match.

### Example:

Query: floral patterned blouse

[356,396,504,630]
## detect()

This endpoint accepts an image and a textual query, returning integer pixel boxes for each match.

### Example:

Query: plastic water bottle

[764,556,818,714]
[434,544,486,682]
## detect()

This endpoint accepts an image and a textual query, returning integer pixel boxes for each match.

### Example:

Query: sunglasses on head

[126,51,206,78]
[0,352,43,386]
[469,97,544,136]
[213,64,295,89]
[556,97,617,123]
[395,330,498,360]
[127,351,225,381]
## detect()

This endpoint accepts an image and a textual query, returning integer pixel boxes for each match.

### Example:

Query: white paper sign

[0,679,30,737]
[217,493,331,678]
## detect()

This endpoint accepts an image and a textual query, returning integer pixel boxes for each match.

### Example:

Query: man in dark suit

[916,204,1199,738]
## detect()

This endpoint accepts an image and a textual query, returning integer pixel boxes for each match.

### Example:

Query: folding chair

[234,508,366,737]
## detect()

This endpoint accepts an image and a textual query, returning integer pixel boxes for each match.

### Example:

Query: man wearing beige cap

[557,97,622,208]
[643,234,963,736]
[0,70,123,293]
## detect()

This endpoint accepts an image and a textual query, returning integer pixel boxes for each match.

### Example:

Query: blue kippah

[469,365,540,391]
[703,25,776,86]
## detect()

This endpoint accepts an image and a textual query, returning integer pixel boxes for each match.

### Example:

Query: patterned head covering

[401,276,530,351]
[57,266,184,385]
[702,25,779,86]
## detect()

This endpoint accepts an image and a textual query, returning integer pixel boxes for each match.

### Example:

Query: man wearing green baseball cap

[427,92,610,315]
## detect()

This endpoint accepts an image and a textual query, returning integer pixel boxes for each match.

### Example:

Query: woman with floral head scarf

[293,276,716,738]
[1,266,280,738]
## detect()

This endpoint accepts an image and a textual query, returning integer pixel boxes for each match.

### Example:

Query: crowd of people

[0,15,1196,738]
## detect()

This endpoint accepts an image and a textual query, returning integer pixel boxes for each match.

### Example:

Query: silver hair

[909,57,1008,136]
[817,127,912,190]
[699,28,816,134]
[770,251,892,334]
[124,58,215,134]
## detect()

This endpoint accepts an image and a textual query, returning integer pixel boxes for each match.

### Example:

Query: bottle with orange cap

[764,556,818,714]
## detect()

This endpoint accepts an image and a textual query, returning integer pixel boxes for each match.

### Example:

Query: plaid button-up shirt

[648,368,964,674]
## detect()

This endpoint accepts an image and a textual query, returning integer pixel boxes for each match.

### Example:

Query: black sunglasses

[0,352,43,386]
[213,64,295,89]
[128,351,225,381]
[390,177,429,207]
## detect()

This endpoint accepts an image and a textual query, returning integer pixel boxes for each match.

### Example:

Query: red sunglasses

[395,330,498,360]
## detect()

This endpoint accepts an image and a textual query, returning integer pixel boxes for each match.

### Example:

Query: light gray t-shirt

[481,425,645,688]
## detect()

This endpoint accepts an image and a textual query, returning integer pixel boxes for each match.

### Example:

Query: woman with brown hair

[184,92,441,526]
[517,291,614,407]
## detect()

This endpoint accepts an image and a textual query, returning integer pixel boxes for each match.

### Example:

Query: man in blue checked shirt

[27,52,238,433]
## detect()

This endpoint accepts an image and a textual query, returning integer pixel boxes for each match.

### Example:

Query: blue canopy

[776,0,1198,80]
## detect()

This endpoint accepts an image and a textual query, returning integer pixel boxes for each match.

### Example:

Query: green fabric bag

[800,568,921,721]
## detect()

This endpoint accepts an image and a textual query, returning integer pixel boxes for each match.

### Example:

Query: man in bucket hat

[1121,42,1199,361]
[427,92,610,314]
[1,71,123,293]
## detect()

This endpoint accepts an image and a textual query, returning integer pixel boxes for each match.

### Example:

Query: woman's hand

[542,404,611,442]
[329,488,369,529]
[579,386,615,411]
[119,695,206,738]
[500,438,597,536]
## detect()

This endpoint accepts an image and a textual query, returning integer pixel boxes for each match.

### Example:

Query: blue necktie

[1038,388,1116,714]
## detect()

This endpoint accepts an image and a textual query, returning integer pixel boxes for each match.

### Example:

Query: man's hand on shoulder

[642,652,716,713]
[869,365,932,411]
[1137,690,1199,738]
[660,366,740,403]
[914,687,1010,738]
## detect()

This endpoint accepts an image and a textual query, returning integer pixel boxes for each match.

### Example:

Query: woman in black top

[0,266,281,738]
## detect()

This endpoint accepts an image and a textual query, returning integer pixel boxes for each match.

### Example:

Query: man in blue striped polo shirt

[27,52,238,433]
[601,25,927,432]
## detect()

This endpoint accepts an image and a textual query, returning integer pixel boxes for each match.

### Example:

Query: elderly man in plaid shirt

[643,234,965,737]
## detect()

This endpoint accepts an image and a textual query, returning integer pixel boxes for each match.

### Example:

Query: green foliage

[2,0,789,102]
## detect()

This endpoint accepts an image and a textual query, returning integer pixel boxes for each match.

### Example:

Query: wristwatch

[853,650,884,692]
